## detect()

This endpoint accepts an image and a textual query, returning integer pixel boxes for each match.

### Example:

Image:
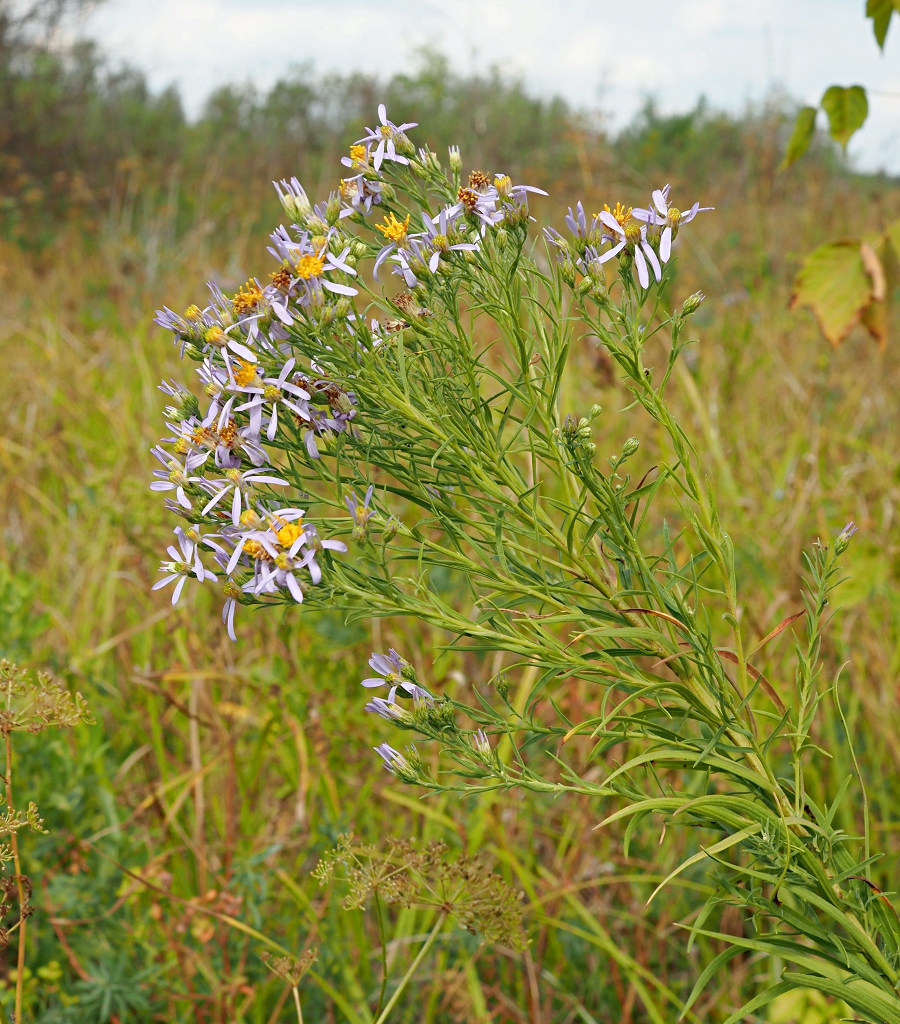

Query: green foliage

[146,99,900,1022]
[0,564,49,662]
[867,0,900,48]
[820,85,869,149]
[2,17,900,1020]
[781,106,817,168]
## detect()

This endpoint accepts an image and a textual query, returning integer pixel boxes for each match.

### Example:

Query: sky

[85,0,900,172]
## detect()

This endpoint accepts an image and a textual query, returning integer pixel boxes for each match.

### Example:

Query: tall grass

[1,48,899,1022]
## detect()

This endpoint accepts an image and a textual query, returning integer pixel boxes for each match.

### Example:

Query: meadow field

[2,42,900,1024]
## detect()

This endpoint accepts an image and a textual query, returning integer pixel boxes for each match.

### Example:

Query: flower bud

[589,404,602,421]
[325,193,342,226]
[395,132,416,157]
[559,258,576,288]
[834,521,858,556]
[496,227,508,249]
[681,291,705,317]
[448,146,462,175]
[351,240,368,258]
[184,342,204,361]
[621,437,640,458]
[383,516,400,542]
[334,298,352,318]
[576,276,594,298]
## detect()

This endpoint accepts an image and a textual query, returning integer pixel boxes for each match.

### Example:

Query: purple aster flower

[632,185,713,263]
[357,104,417,172]
[597,208,661,290]
[201,467,290,527]
[298,524,348,585]
[345,484,375,538]
[153,527,217,605]
[234,356,312,441]
[150,450,207,510]
[361,649,430,703]
[373,743,420,782]
[365,697,414,725]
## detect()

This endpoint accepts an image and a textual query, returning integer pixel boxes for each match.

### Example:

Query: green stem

[291,985,304,1024]
[5,732,25,1024]
[373,893,389,1018]
[371,913,447,1024]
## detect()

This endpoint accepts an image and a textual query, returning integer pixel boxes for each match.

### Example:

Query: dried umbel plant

[314,834,525,1021]
[260,948,318,1024]
[0,661,92,1023]
[151,106,891,1021]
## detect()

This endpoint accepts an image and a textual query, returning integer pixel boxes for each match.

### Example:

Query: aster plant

[151,105,899,1021]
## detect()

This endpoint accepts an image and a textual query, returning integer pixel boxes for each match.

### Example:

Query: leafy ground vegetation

[2,7,900,1024]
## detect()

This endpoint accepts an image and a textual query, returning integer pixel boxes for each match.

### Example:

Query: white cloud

[85,0,900,171]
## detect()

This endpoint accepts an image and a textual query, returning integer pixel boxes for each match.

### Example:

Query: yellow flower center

[602,202,633,228]
[232,360,258,387]
[270,263,292,290]
[263,383,282,401]
[457,187,478,211]
[468,170,491,192]
[431,234,449,252]
[204,326,226,347]
[295,253,325,280]
[219,419,238,447]
[184,304,202,321]
[667,208,682,227]
[376,212,410,243]
[276,522,303,548]
[232,281,264,316]
[243,540,268,561]
[190,426,218,448]
[349,144,367,162]
[493,175,512,198]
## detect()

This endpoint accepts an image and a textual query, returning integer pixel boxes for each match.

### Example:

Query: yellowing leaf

[791,240,873,347]
[820,85,869,148]
[782,106,818,168]
[884,215,900,265]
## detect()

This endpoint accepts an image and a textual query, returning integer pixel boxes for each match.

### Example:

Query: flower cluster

[149,103,550,642]
[545,186,712,292]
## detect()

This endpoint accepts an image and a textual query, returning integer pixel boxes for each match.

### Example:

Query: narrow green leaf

[681,946,745,1019]
[781,106,817,167]
[647,824,761,905]
[721,981,798,1024]
[820,85,869,148]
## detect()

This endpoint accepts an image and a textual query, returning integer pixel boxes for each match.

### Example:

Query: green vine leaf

[866,0,900,48]
[820,85,869,148]
[782,106,818,168]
